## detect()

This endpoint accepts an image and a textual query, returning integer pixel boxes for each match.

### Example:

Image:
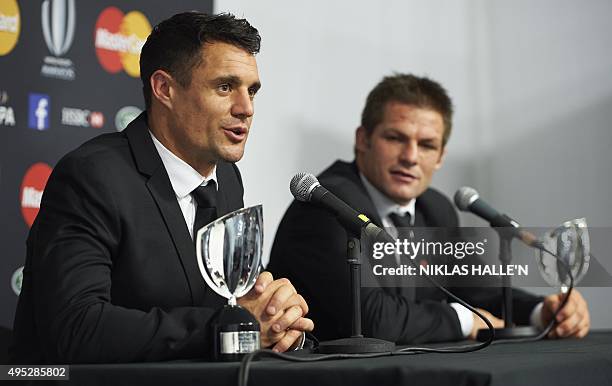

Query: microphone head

[454,186,479,211]
[290,172,320,202]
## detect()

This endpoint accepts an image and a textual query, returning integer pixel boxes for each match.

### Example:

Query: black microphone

[454,187,542,248]
[290,173,393,242]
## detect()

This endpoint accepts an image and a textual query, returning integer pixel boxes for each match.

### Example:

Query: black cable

[238,239,577,385]
[488,244,574,344]
[237,251,496,386]
[398,256,495,352]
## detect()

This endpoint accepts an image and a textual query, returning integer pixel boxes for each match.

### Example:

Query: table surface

[70,330,612,386]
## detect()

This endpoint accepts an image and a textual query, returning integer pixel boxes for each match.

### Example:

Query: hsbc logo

[62,107,104,128]
[20,162,53,228]
[40,0,76,80]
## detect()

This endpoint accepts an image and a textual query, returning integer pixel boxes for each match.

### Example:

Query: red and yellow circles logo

[94,6,151,78]
[0,0,20,56]
[20,163,53,228]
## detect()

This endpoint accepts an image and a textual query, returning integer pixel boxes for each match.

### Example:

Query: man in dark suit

[268,73,590,343]
[11,12,312,364]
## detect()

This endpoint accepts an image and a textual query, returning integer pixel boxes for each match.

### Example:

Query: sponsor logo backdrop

[0,0,213,329]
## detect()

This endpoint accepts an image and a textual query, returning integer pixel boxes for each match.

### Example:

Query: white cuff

[530,302,545,330]
[450,302,474,338]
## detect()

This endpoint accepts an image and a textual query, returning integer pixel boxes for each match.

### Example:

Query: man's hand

[238,271,314,351]
[541,290,590,339]
[469,308,504,340]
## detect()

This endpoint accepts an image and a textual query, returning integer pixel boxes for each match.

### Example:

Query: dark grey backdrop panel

[0,0,213,329]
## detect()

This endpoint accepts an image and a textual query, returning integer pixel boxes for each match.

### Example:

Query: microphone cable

[486,244,575,345]
[237,237,497,386]
[237,240,580,386]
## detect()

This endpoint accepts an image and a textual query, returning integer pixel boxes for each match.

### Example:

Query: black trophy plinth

[211,304,260,362]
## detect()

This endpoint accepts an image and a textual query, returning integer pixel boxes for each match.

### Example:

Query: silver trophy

[196,205,263,361]
[536,218,590,292]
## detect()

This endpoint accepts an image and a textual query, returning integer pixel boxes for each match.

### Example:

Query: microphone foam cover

[454,186,479,211]
[290,173,319,202]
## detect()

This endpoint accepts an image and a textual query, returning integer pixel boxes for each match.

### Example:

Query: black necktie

[389,212,414,241]
[192,181,218,238]
[389,212,412,229]
[388,212,416,299]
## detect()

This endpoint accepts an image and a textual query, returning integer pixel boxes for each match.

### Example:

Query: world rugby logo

[41,0,75,57]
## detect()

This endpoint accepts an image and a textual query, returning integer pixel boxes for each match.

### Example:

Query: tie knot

[389,212,412,229]
[192,181,217,209]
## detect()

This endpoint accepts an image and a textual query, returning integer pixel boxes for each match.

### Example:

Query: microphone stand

[476,227,539,341]
[318,232,396,353]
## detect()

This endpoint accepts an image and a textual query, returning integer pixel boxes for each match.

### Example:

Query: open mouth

[223,126,247,142]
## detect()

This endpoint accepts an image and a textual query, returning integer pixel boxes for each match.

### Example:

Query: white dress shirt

[149,132,217,239]
[359,173,543,337]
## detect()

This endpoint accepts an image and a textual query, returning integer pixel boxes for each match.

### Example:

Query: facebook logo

[28,94,51,131]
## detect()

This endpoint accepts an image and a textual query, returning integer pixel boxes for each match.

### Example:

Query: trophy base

[211,305,260,362]
[476,326,540,342]
[318,337,395,354]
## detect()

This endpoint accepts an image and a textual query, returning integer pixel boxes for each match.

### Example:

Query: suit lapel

[215,174,230,218]
[215,161,244,216]
[414,209,427,227]
[146,170,207,304]
[125,113,206,305]
[321,161,384,227]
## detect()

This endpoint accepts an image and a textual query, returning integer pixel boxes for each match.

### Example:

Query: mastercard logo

[20,162,53,228]
[94,6,151,77]
[0,0,20,56]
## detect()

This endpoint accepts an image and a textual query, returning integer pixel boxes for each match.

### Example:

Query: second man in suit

[268,73,590,343]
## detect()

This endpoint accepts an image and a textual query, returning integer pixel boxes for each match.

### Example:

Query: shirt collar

[149,131,217,198]
[359,172,415,221]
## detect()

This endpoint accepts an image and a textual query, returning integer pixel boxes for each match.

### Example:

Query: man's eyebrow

[419,137,440,144]
[382,128,441,143]
[210,75,241,86]
[210,75,261,91]
[250,81,262,92]
[382,128,407,137]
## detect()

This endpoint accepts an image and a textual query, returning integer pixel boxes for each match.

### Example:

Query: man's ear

[434,146,448,170]
[355,126,370,153]
[150,69,175,110]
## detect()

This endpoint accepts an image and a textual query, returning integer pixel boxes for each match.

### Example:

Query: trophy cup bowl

[536,218,590,292]
[196,205,263,361]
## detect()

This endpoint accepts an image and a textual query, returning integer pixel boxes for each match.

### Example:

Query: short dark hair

[361,73,454,147]
[139,12,261,109]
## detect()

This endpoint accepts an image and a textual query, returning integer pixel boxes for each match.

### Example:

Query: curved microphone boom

[454,187,542,249]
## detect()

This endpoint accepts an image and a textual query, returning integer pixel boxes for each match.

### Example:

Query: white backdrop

[215,0,612,328]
